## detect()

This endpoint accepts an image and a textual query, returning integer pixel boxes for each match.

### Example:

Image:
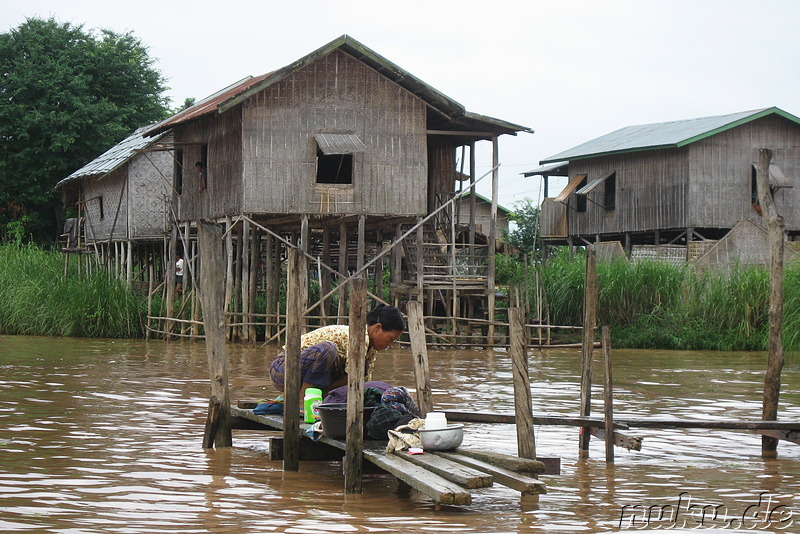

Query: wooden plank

[602,326,614,462]
[445,411,630,429]
[362,449,472,505]
[436,452,546,495]
[394,451,493,489]
[757,430,800,445]
[589,427,643,451]
[451,449,545,475]
[267,436,344,461]
[202,396,221,449]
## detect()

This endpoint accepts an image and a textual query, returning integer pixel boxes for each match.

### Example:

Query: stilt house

[145,35,530,341]
[530,107,800,267]
[56,126,174,281]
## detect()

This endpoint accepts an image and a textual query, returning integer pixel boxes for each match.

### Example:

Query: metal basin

[419,423,464,451]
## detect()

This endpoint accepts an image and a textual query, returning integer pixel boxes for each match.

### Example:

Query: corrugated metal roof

[55,125,168,188]
[523,161,569,177]
[146,74,271,136]
[540,107,800,164]
[314,132,367,154]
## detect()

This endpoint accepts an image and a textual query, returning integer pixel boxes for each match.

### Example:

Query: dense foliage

[0,244,148,337]
[0,17,171,242]
[503,198,550,259]
[498,249,800,352]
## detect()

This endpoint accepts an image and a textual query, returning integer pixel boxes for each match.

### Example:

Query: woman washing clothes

[269,304,404,396]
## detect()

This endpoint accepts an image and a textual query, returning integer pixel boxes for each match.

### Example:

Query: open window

[752,162,791,203]
[575,171,616,211]
[314,132,366,185]
[174,149,184,195]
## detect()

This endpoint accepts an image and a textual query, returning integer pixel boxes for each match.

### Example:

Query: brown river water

[1,335,799,533]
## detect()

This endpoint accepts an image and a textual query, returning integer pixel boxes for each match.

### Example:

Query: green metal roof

[540,107,800,164]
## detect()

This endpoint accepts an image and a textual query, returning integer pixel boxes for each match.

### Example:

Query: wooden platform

[230,407,548,505]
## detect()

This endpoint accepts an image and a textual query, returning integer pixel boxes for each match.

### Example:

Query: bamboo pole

[579,246,598,458]
[146,261,154,341]
[487,136,499,344]
[407,299,433,416]
[602,326,614,463]
[197,220,232,448]
[345,277,367,494]
[224,216,234,342]
[165,225,178,339]
[264,232,275,339]
[756,148,786,458]
[249,229,259,342]
[241,218,251,343]
[283,248,305,471]
[509,307,536,459]
[337,221,348,324]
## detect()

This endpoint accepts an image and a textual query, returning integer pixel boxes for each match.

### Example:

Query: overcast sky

[4,0,800,209]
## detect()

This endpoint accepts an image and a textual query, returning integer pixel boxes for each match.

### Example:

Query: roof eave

[539,143,678,164]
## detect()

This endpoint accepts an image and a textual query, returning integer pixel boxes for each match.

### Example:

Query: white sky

[3,0,800,210]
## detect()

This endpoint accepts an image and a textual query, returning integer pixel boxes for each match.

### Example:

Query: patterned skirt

[269,341,345,391]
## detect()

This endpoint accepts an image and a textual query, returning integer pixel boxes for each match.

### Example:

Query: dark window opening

[98,196,104,219]
[174,149,184,195]
[575,176,588,212]
[604,172,616,210]
[196,144,208,192]
[316,147,353,184]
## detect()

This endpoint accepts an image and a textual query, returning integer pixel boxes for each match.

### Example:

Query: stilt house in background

[56,126,174,282]
[145,34,530,343]
[455,192,512,235]
[529,107,800,268]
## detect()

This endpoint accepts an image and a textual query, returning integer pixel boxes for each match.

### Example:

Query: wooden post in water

[509,307,536,459]
[165,225,178,338]
[407,299,433,416]
[487,136,499,345]
[197,220,232,448]
[283,248,305,471]
[755,148,786,458]
[602,326,614,463]
[579,246,598,458]
[345,277,367,494]
[224,217,234,341]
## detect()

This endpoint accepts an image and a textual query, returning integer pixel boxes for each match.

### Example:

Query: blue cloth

[253,402,284,415]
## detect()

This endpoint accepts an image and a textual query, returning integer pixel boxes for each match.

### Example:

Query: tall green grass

[0,244,148,338]
[499,250,800,351]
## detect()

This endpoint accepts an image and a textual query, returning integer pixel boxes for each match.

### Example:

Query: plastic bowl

[419,423,464,451]
[316,403,375,440]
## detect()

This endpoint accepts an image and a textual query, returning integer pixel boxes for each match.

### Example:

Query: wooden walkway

[230,406,547,506]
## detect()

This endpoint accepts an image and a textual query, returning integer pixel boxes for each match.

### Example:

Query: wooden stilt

[345,277,367,494]
[321,228,331,325]
[241,218,251,343]
[146,260,154,341]
[487,136,499,345]
[197,221,232,447]
[191,239,200,339]
[579,246,598,458]
[224,217,234,342]
[283,248,305,471]
[756,148,786,458]
[602,326,614,463]
[407,299,433,416]
[509,307,535,459]
[249,229,259,342]
[264,232,275,339]
[337,221,348,324]
[165,226,178,338]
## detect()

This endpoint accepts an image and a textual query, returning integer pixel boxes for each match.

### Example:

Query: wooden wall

[688,115,800,231]
[175,107,244,221]
[240,49,428,217]
[565,148,688,237]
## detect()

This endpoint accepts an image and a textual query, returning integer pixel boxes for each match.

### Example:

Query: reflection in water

[0,335,799,532]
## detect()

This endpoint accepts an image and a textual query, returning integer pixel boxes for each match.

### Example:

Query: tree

[504,197,548,260]
[0,17,171,242]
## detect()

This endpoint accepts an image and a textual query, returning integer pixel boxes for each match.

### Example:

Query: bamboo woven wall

[128,150,172,239]
[241,49,428,217]
[82,167,127,243]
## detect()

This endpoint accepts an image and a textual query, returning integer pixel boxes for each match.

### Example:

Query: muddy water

[1,335,799,533]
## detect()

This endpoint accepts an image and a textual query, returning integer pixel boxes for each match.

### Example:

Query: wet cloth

[270,341,345,391]
[323,381,392,404]
[386,417,425,452]
[365,386,421,440]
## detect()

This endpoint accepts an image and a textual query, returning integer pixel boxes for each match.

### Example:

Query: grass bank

[0,244,148,338]
[499,251,800,351]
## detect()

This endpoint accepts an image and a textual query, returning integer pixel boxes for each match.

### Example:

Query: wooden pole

[224,217,234,342]
[146,260,154,341]
[321,228,331,325]
[283,248,305,471]
[197,220,232,448]
[602,326,614,463]
[407,299,433,416]
[487,136,499,345]
[338,221,348,323]
[249,229,259,342]
[165,225,178,339]
[579,246,598,458]
[240,219,250,342]
[357,214,365,271]
[509,307,536,459]
[345,277,367,494]
[756,148,786,458]
[264,232,275,339]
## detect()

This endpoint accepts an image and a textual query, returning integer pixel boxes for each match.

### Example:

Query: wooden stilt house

[145,35,531,343]
[55,126,175,283]
[530,107,800,268]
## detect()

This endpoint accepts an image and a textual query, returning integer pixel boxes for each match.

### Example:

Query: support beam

[510,307,535,459]
[579,246,598,457]
[283,248,305,471]
[345,277,367,494]
[407,299,433,416]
